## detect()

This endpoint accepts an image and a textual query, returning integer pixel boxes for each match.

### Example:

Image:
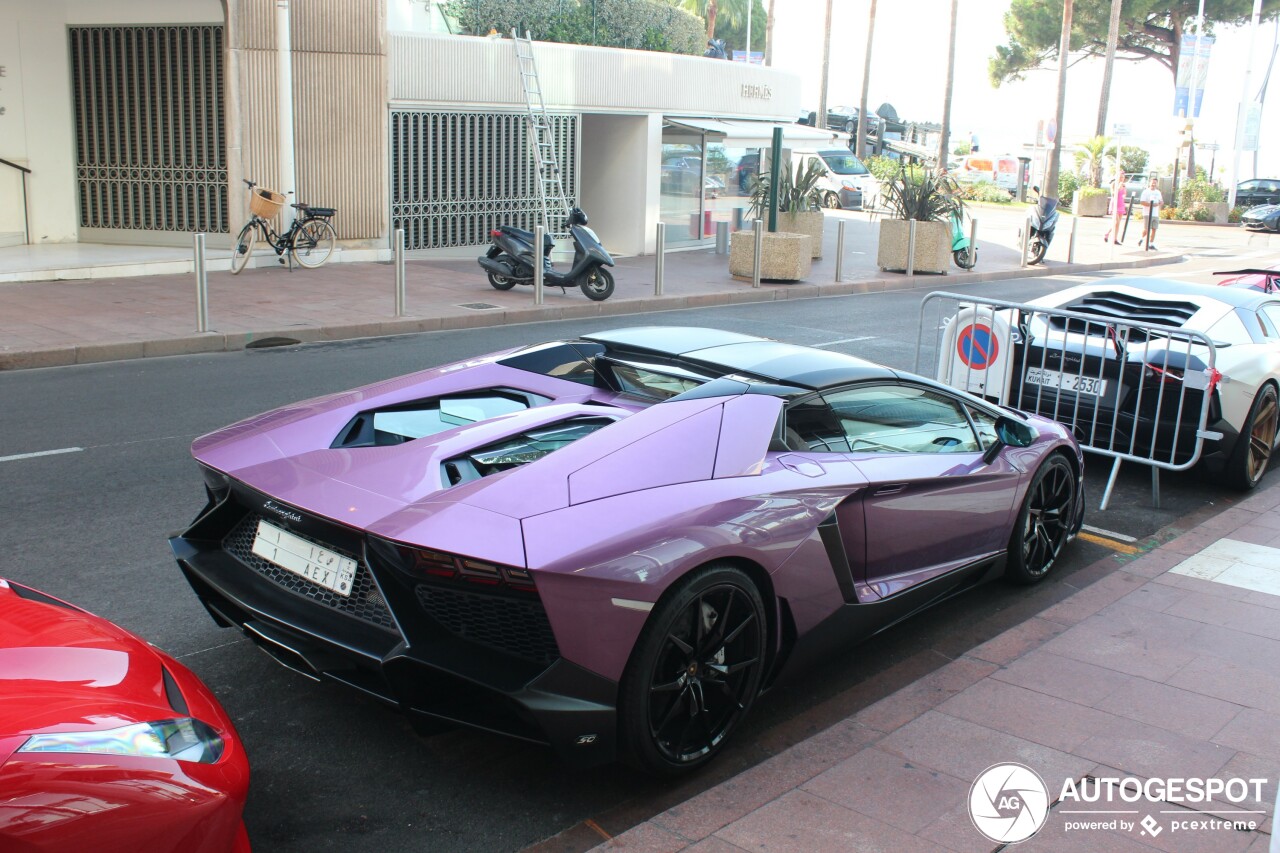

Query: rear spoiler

[1212,269,1278,293]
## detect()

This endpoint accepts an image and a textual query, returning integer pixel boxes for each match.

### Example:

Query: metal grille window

[390,110,578,250]
[70,26,228,234]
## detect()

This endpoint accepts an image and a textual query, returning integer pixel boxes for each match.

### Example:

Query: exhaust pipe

[477,256,519,279]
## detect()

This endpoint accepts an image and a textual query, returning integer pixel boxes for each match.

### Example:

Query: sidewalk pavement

[591,481,1280,853]
[5,205,1272,371]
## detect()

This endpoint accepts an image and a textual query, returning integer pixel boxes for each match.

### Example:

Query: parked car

[169,326,1085,776]
[1011,278,1280,490]
[1236,178,1280,208]
[1242,204,1280,233]
[802,105,880,137]
[0,577,250,852]
[793,147,875,209]
[953,155,1019,194]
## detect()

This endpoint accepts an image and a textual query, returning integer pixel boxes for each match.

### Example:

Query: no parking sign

[937,307,1015,403]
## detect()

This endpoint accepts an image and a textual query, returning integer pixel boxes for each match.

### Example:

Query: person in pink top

[1104,167,1126,244]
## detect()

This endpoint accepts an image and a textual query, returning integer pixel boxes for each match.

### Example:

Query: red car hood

[0,580,175,759]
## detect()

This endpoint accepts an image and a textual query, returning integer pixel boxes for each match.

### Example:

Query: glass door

[660,129,705,246]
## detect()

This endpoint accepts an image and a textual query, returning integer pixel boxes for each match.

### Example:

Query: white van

[793,148,876,210]
[954,155,1020,194]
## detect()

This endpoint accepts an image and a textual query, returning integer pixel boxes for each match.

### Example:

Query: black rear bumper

[170,488,619,767]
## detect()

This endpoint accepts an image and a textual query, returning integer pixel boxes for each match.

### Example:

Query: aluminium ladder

[512,30,571,237]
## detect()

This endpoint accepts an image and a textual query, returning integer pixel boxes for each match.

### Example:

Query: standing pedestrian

[1138,176,1163,251]
[1104,167,1126,244]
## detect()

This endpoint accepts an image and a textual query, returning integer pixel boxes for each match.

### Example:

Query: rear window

[442,417,615,485]
[332,390,550,448]
[609,362,705,400]
[964,158,994,172]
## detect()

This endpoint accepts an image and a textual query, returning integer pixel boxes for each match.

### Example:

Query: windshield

[820,152,869,176]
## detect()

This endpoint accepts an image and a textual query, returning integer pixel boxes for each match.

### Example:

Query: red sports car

[0,577,250,852]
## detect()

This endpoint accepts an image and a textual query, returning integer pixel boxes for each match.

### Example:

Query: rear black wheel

[230,221,257,275]
[1029,239,1047,265]
[579,267,614,301]
[1005,454,1076,584]
[486,271,517,290]
[619,565,766,776]
[1227,384,1278,490]
[291,218,336,268]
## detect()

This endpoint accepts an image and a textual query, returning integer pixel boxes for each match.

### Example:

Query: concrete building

[1,0,843,259]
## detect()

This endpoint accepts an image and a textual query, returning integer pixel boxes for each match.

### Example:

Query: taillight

[490,229,502,238]
[407,547,536,591]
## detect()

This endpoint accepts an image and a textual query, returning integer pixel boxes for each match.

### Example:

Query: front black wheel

[619,565,766,776]
[1227,384,1278,490]
[1029,239,1048,265]
[953,248,977,269]
[230,221,257,275]
[1005,454,1077,585]
[579,267,614,301]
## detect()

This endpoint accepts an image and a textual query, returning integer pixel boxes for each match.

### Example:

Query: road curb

[0,254,1184,371]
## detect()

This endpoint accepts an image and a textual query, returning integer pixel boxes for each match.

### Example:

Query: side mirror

[983,415,1037,464]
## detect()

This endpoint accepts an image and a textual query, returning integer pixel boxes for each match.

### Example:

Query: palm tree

[818,0,833,129]
[856,0,877,159]
[764,0,776,65]
[938,0,959,167]
[676,0,750,41]
[1074,135,1113,187]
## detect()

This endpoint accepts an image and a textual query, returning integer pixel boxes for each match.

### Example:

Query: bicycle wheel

[230,221,258,275]
[291,218,336,268]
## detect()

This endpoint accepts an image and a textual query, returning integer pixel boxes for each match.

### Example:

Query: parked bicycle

[230,179,337,274]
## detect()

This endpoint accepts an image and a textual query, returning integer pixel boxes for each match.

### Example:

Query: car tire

[618,564,767,776]
[1004,454,1077,585]
[844,120,855,134]
[1226,383,1279,490]
[823,191,842,210]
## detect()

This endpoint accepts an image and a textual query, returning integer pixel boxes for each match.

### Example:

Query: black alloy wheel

[579,267,614,301]
[487,271,517,290]
[1227,384,1279,490]
[953,248,976,270]
[620,565,766,775]
[1005,454,1077,584]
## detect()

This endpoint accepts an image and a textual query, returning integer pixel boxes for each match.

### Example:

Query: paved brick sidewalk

[593,483,1280,853]
[2,205,1248,370]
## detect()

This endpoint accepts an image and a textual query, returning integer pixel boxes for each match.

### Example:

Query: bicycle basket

[249,187,286,218]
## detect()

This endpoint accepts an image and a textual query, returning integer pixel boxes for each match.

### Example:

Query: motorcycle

[1023,188,1059,265]
[704,38,729,59]
[951,207,977,270]
[478,208,615,302]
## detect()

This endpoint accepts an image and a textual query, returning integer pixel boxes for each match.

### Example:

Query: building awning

[665,117,849,149]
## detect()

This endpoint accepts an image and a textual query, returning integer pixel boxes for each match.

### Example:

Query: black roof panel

[582,327,766,355]
[682,341,896,390]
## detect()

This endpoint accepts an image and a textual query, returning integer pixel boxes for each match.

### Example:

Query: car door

[1265,180,1280,205]
[821,384,1022,599]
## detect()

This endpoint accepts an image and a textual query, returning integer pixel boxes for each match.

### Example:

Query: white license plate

[252,519,357,597]
[1024,367,1109,397]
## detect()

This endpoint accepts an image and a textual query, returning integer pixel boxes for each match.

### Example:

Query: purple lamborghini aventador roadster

[170,327,1084,774]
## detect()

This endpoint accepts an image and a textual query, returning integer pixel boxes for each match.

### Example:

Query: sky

[767,0,1280,181]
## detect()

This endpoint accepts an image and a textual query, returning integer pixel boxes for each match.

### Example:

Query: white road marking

[0,447,84,463]
[1080,524,1138,543]
[812,336,877,347]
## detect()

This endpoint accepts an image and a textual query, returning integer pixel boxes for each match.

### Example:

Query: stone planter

[876,219,950,274]
[728,231,813,281]
[776,210,824,258]
[1192,201,1230,224]
[1072,191,1110,217]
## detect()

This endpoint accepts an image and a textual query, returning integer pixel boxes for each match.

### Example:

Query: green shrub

[1192,206,1215,222]
[1178,177,1226,208]
[444,0,704,54]
[954,181,1013,204]
[1160,206,1179,220]
[1057,171,1080,205]
[1077,186,1108,199]
[1229,205,1245,223]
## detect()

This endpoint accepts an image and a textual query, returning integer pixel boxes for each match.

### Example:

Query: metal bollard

[1020,216,1031,267]
[194,232,208,333]
[714,220,729,255]
[733,206,745,231]
[905,220,917,276]
[751,219,763,289]
[835,219,846,282]
[1067,215,1078,264]
[968,217,978,262]
[654,222,666,296]
[533,224,545,305]
[394,227,406,317]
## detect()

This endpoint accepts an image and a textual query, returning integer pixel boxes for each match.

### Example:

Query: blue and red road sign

[957,324,998,370]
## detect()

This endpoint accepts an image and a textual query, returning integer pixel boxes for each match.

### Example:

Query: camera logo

[969,762,1050,843]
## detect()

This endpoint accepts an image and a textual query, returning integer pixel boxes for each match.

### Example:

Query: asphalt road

[0,264,1267,852]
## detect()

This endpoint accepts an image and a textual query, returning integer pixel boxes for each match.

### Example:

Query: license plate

[252,519,356,597]
[1024,367,1109,397]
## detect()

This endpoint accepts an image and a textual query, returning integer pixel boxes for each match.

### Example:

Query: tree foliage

[989,0,1280,86]
[1074,135,1113,187]
[445,0,705,54]
[671,0,752,40]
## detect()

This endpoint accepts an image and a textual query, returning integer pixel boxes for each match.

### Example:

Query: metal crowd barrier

[915,291,1221,510]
